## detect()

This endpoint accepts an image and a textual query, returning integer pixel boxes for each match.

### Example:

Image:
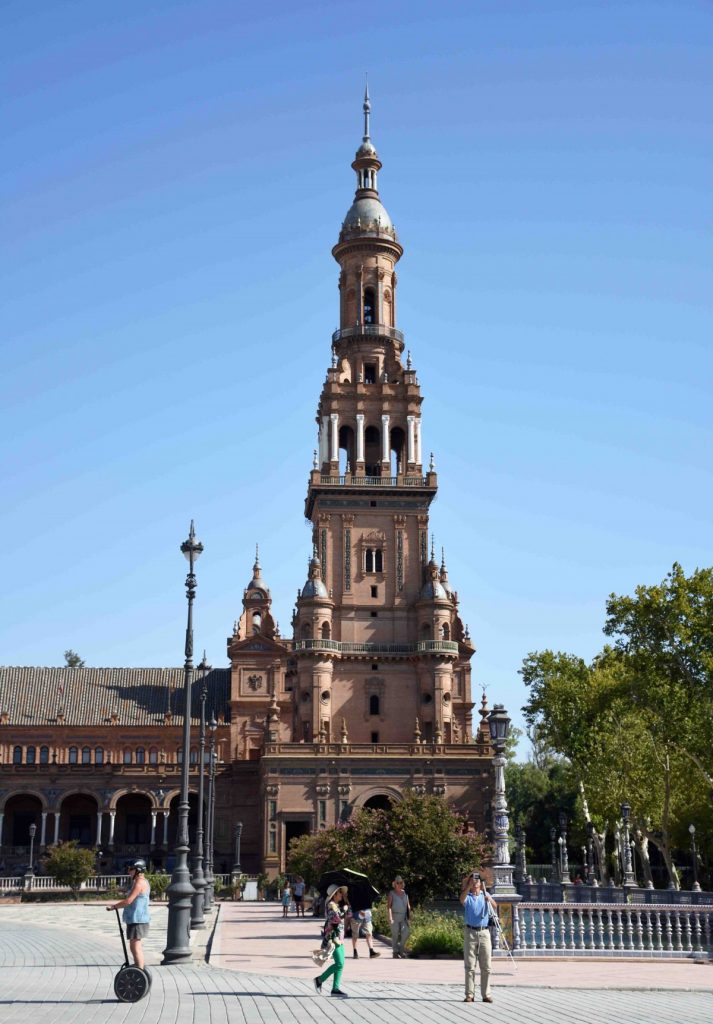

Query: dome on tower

[301,552,329,599]
[246,546,269,597]
[341,195,395,239]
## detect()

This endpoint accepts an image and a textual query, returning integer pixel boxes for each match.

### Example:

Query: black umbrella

[318,868,380,911]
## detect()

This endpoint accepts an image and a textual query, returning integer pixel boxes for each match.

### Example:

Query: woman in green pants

[314,884,349,998]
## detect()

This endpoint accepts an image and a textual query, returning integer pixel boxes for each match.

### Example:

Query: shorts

[294,895,303,904]
[126,923,149,939]
[351,918,372,938]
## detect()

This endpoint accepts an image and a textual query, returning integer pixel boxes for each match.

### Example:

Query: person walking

[350,906,381,959]
[387,876,411,958]
[106,859,151,970]
[460,870,497,1003]
[314,883,349,998]
[281,881,291,918]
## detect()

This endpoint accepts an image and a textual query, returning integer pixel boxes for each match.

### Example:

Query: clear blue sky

[2,1,711,745]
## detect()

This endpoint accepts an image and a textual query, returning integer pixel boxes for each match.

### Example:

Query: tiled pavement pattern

[0,906,711,1024]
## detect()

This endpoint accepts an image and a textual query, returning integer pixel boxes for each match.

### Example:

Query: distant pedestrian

[106,859,150,970]
[281,882,291,918]
[350,907,381,959]
[293,875,306,916]
[314,884,349,998]
[387,876,411,958]
[460,870,497,1003]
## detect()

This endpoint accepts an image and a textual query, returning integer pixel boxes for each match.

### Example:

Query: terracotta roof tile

[0,667,230,727]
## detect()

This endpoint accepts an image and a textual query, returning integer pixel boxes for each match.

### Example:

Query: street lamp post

[550,827,558,882]
[203,716,217,912]
[586,821,598,886]
[25,823,37,891]
[162,521,203,965]
[190,654,210,929]
[232,822,243,880]
[689,824,701,892]
[487,704,515,893]
[558,811,570,883]
[620,802,637,888]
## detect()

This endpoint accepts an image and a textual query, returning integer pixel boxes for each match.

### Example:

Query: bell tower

[298,91,475,746]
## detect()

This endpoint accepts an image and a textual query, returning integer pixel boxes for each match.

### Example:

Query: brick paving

[0,903,711,1024]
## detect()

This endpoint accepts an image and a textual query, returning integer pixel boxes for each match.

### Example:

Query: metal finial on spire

[441,547,446,571]
[430,535,435,560]
[406,350,412,370]
[429,452,435,472]
[363,78,371,141]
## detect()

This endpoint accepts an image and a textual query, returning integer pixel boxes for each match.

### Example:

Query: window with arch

[123,748,132,765]
[321,621,331,640]
[149,747,158,765]
[301,622,312,639]
[252,610,262,634]
[363,287,376,325]
[189,747,198,764]
[420,623,431,640]
[369,694,380,716]
[40,745,49,764]
[95,747,104,765]
[177,747,183,763]
[136,747,145,765]
[82,746,91,764]
[13,746,22,764]
[68,746,78,764]
[441,623,450,640]
[26,746,36,764]
[365,548,383,573]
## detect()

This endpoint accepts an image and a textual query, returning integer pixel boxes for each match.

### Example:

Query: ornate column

[407,415,415,464]
[53,811,60,845]
[381,414,390,465]
[108,810,116,847]
[488,705,516,895]
[40,812,47,847]
[163,810,170,846]
[356,413,365,465]
[95,811,103,847]
[414,417,422,466]
[330,413,339,465]
[150,811,157,847]
[0,811,4,847]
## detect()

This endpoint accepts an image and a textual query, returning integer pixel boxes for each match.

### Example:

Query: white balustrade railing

[512,902,712,957]
[0,877,23,890]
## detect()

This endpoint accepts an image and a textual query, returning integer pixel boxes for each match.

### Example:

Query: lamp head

[620,802,631,822]
[181,520,204,563]
[487,703,510,750]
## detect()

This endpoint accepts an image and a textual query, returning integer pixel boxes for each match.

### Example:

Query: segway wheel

[114,965,150,1002]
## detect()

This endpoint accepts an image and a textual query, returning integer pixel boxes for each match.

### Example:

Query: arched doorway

[363,795,394,812]
[59,793,98,847]
[3,793,43,853]
[114,793,152,866]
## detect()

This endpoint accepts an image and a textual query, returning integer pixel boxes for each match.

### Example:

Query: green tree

[63,650,85,668]
[44,841,96,897]
[287,792,490,905]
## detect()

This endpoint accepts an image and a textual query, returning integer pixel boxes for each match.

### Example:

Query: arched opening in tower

[364,425,381,477]
[338,424,356,475]
[390,425,406,476]
[363,286,376,325]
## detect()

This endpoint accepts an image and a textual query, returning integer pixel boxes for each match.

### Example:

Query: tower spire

[363,78,371,142]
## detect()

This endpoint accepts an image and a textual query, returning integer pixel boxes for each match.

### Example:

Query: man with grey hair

[459,870,497,1003]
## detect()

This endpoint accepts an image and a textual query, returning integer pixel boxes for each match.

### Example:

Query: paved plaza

[0,902,711,1024]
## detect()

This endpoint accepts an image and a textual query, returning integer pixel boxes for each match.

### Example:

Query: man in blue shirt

[459,871,497,1003]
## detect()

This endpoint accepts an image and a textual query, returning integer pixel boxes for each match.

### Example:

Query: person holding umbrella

[313,883,349,998]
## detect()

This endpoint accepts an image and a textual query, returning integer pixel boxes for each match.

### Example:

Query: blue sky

[2,1,711,746]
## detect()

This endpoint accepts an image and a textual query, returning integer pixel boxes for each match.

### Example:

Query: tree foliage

[63,650,85,668]
[287,792,489,906]
[44,841,96,895]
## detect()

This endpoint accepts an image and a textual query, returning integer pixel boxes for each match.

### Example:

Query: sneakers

[369,949,381,958]
[313,977,323,995]
[330,989,349,998]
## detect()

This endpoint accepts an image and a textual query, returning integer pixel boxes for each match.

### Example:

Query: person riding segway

[107,858,152,1002]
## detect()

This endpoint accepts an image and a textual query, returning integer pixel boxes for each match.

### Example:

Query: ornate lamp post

[550,826,558,882]
[162,521,203,965]
[558,811,570,883]
[689,824,701,892]
[586,820,598,886]
[487,703,514,893]
[232,822,244,879]
[620,802,637,888]
[190,654,210,929]
[203,715,217,912]
[26,823,37,890]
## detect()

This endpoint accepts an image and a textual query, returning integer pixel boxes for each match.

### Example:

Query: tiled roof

[0,667,231,727]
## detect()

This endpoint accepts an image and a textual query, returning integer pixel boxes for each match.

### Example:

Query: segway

[113,908,152,1002]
